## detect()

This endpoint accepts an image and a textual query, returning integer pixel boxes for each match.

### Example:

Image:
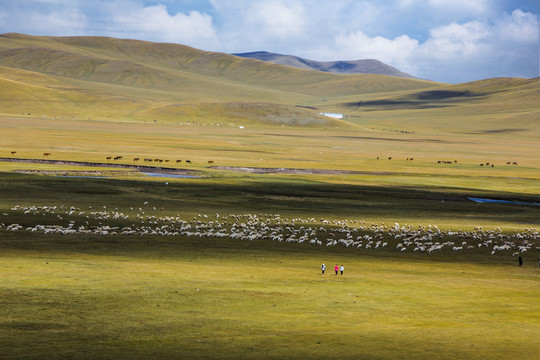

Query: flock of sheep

[2,204,539,258]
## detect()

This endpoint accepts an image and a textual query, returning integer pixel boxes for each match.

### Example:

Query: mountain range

[233,51,414,78]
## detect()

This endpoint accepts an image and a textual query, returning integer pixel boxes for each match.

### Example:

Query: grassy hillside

[0,33,438,125]
[2,33,536,133]
[3,33,537,137]
[329,77,540,137]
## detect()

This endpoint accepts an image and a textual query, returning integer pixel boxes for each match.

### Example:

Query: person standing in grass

[335,264,339,275]
[321,263,326,275]
[340,264,344,275]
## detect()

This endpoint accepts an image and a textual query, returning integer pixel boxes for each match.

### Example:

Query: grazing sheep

[4,205,537,260]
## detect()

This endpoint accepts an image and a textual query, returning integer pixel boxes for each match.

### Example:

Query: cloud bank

[0,0,538,83]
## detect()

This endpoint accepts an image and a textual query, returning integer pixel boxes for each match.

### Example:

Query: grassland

[1,115,539,229]
[1,117,539,358]
[0,231,538,360]
[0,33,539,359]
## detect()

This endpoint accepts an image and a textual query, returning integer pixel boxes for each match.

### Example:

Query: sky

[0,0,538,83]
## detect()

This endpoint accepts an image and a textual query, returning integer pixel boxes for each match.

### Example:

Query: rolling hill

[0,33,537,133]
[312,76,539,142]
[0,33,437,125]
[233,51,415,78]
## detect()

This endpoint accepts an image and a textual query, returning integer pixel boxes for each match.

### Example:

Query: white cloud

[419,21,491,60]
[412,9,539,81]
[327,7,539,82]
[0,5,87,36]
[427,0,489,14]
[247,1,305,37]
[494,9,539,43]
[397,0,419,8]
[110,4,218,48]
[332,1,385,34]
[395,0,490,20]
[334,31,419,73]
[207,0,309,52]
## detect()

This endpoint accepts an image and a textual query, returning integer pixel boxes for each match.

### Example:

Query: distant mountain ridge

[233,51,415,78]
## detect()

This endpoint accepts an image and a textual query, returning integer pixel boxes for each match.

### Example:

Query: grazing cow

[186,160,191,164]
[507,162,511,165]
[11,151,16,155]
[133,157,140,161]
[176,160,182,163]
[43,153,51,157]
[513,162,518,165]
[165,160,169,162]
[480,164,484,166]
[388,157,392,160]
[208,160,214,164]
[106,156,112,160]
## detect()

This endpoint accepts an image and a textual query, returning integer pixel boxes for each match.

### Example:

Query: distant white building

[320,112,343,119]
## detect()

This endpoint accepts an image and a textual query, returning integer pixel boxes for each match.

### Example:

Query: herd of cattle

[105,156,191,163]
[2,204,538,258]
[7,152,214,165]
[8,151,519,167]
[104,156,214,164]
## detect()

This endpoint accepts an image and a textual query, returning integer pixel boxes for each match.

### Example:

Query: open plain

[0,34,539,359]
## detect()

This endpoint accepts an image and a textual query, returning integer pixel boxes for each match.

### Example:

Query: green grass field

[1,114,539,229]
[0,33,539,359]
[0,232,538,360]
[0,170,538,359]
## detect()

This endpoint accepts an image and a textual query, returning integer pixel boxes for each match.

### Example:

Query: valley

[0,33,539,360]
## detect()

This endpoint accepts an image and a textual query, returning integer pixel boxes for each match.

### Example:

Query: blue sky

[0,0,538,83]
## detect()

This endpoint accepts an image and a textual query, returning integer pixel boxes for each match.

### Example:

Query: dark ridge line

[0,157,199,174]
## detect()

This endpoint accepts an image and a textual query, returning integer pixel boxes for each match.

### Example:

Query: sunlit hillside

[0,33,438,125]
[0,33,538,133]
[327,77,540,137]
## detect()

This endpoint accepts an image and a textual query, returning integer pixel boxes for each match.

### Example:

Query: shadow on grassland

[343,90,486,110]
[1,172,539,227]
